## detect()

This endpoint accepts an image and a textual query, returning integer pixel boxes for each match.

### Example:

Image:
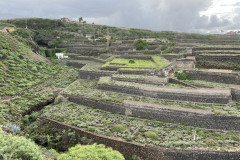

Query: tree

[136,39,148,50]
[79,17,83,22]
[57,143,125,160]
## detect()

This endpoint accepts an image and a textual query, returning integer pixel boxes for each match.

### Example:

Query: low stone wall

[185,70,240,85]
[40,117,240,160]
[231,88,240,102]
[97,84,231,104]
[67,47,108,56]
[193,48,240,55]
[66,61,86,68]
[64,94,240,131]
[172,47,186,53]
[79,70,114,79]
[111,46,135,51]
[168,78,197,88]
[117,55,153,61]
[112,77,168,86]
[162,55,180,61]
[60,44,106,48]
[196,55,240,64]
[70,56,105,63]
[176,59,195,68]
[113,50,160,55]
[117,69,155,75]
[194,51,240,55]
[143,46,159,50]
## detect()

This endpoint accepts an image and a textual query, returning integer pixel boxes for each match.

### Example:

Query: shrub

[136,39,148,50]
[112,124,127,133]
[0,127,44,160]
[57,143,125,160]
[129,59,135,64]
[174,71,191,80]
[144,131,159,141]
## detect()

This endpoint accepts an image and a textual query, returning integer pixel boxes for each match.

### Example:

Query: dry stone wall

[60,94,240,131]
[79,70,114,79]
[97,84,231,104]
[40,117,240,160]
[185,70,240,85]
[196,55,240,64]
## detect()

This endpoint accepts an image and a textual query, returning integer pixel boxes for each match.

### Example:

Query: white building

[56,53,64,59]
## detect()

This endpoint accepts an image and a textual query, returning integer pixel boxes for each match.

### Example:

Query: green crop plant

[144,131,159,141]
[112,124,127,133]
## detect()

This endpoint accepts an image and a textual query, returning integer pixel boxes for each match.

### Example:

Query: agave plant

[5,123,21,133]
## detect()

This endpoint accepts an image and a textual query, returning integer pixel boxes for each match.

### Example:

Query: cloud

[0,0,239,33]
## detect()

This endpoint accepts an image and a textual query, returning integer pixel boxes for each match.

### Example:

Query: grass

[102,56,169,69]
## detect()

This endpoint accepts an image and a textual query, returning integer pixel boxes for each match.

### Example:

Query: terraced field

[26,40,239,159]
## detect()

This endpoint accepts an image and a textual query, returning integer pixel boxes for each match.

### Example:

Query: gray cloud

[0,0,239,33]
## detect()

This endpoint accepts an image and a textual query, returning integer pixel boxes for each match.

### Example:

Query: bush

[129,59,135,64]
[112,124,127,133]
[57,143,125,160]
[144,131,159,141]
[136,39,148,50]
[0,127,44,160]
[174,71,191,80]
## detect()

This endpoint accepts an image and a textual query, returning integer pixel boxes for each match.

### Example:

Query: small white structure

[141,38,156,43]
[85,34,93,40]
[56,53,64,59]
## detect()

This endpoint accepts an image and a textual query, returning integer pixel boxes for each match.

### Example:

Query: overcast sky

[0,0,240,33]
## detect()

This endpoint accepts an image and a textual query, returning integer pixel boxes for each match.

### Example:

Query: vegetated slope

[0,32,56,97]
[1,18,223,46]
[0,32,78,124]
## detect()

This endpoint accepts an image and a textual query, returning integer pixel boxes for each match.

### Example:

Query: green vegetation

[62,79,240,117]
[0,127,44,160]
[41,102,240,151]
[136,39,149,50]
[112,124,127,133]
[58,144,125,160]
[174,71,192,80]
[144,131,159,141]
[102,56,169,69]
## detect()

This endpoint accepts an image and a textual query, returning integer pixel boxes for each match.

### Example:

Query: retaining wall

[97,84,231,104]
[162,55,180,61]
[40,117,240,160]
[117,69,155,75]
[193,48,240,55]
[112,77,168,85]
[79,70,114,79]
[194,51,240,55]
[168,78,197,88]
[185,70,240,85]
[67,47,108,56]
[113,50,160,55]
[64,95,240,131]
[117,55,153,60]
[231,88,240,102]
[69,56,105,63]
[196,55,240,64]
[66,61,86,68]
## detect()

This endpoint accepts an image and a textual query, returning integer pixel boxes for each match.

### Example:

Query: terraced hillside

[25,34,240,159]
[1,18,240,160]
